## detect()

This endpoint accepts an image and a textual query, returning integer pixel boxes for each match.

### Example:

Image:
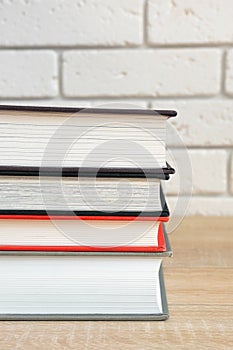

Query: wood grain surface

[0,217,232,350]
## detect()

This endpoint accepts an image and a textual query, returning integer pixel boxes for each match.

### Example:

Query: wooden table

[0,217,232,349]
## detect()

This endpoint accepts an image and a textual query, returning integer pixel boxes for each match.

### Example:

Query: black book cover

[0,185,169,218]
[0,163,174,179]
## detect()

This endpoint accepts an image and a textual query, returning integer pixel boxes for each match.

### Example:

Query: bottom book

[0,258,168,321]
[0,229,171,321]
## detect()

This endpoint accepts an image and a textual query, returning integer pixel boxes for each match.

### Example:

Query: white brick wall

[230,154,233,194]
[0,0,232,216]
[0,51,58,97]
[164,149,227,195]
[63,49,221,97]
[0,0,143,46]
[147,0,233,45]
[225,50,233,95]
[151,100,233,146]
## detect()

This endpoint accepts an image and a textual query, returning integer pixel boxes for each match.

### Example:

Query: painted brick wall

[0,0,232,216]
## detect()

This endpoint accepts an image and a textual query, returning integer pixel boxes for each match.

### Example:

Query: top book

[0,105,177,177]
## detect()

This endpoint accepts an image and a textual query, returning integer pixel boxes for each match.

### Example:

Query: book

[0,104,175,321]
[0,217,169,253]
[0,105,176,175]
[0,253,169,320]
[0,175,169,218]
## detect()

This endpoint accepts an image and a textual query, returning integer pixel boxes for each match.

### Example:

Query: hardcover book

[0,176,170,218]
[0,226,171,320]
[0,105,176,177]
[0,217,169,253]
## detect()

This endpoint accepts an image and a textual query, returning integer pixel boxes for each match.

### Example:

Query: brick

[0,99,148,109]
[225,50,233,95]
[167,196,233,216]
[62,49,221,97]
[0,51,58,98]
[0,0,143,47]
[164,149,227,195]
[88,100,148,108]
[151,100,233,146]
[0,99,90,107]
[230,153,233,194]
[147,0,233,45]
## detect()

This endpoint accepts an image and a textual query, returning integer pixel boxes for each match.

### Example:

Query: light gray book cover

[0,263,168,321]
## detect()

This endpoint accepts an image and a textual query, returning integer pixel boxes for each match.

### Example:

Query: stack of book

[0,105,176,320]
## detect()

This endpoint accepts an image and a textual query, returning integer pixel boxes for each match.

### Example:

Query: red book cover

[0,220,167,253]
